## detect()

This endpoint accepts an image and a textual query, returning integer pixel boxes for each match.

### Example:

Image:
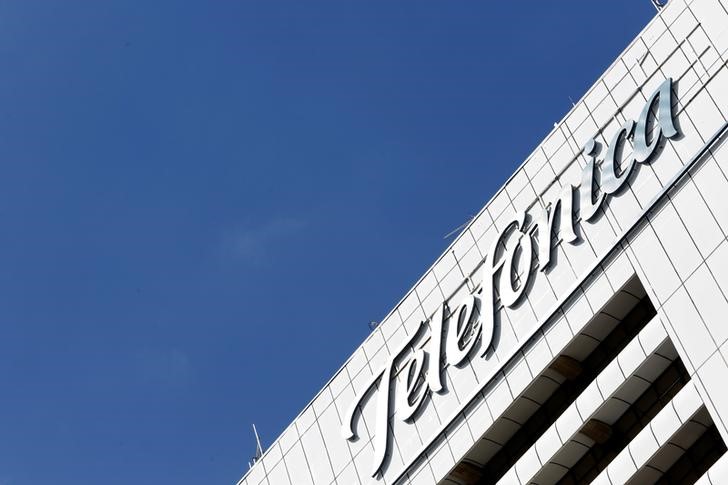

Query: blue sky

[0,2,656,484]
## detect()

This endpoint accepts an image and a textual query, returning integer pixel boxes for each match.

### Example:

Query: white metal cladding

[238,0,728,484]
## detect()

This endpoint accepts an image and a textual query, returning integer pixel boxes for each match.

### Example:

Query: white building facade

[239,0,728,483]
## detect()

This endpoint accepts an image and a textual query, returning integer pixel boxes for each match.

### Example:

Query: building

[238,0,728,483]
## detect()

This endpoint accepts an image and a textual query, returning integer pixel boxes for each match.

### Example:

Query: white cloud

[135,348,193,390]
[222,218,307,264]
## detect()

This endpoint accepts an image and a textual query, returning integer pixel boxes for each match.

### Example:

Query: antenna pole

[443,215,475,240]
[253,424,263,456]
[248,424,264,469]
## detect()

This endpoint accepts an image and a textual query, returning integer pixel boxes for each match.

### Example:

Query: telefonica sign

[342,78,680,477]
